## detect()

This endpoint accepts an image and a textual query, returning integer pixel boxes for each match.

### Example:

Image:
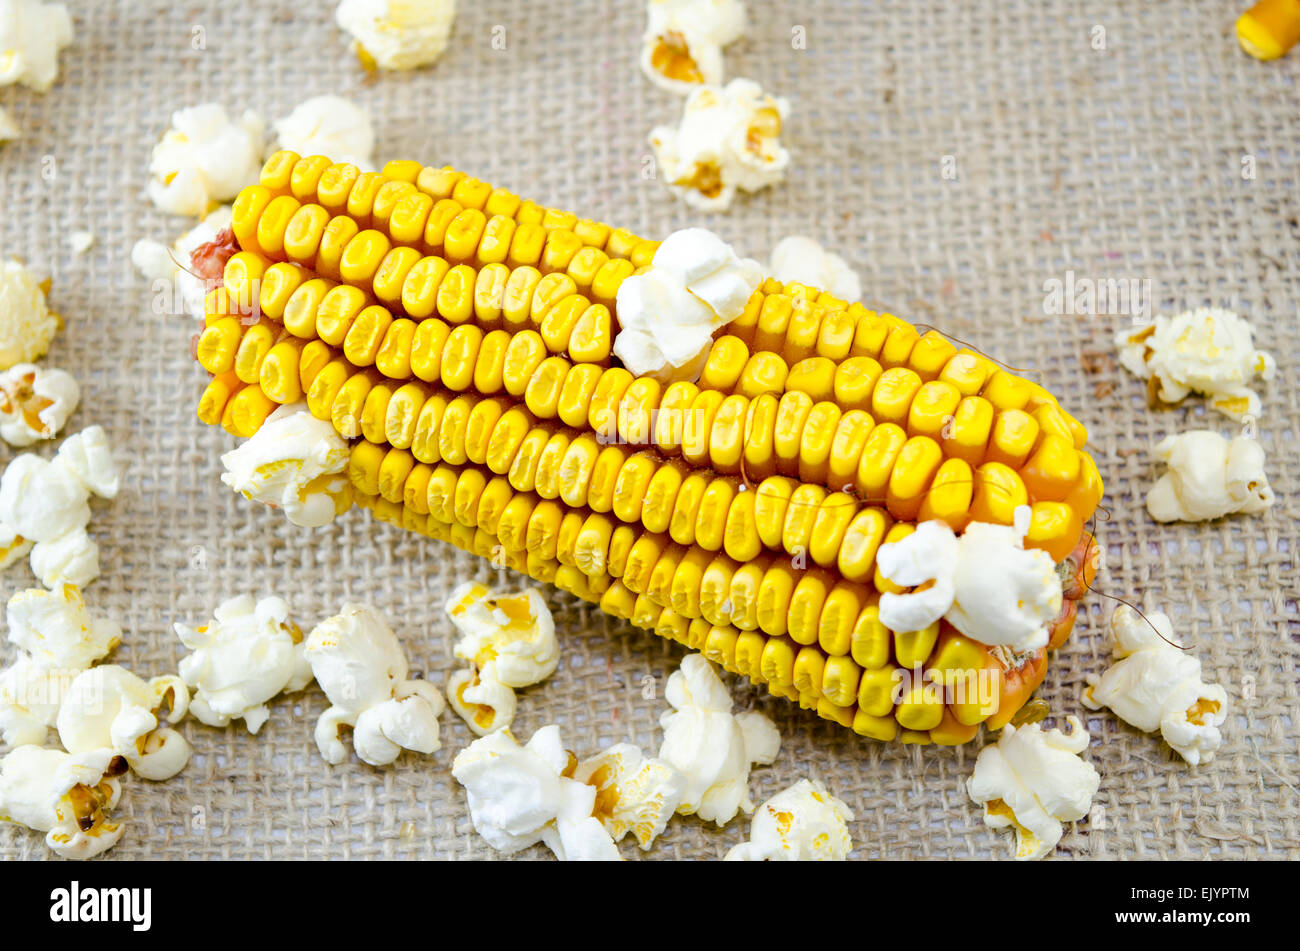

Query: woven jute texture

[0,0,1296,861]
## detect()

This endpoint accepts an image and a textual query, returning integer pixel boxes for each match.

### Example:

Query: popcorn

[768,235,861,302]
[640,0,747,94]
[724,778,854,861]
[0,0,73,92]
[452,724,621,861]
[1146,430,1274,523]
[221,402,352,528]
[0,364,77,447]
[56,664,191,781]
[657,654,780,825]
[274,95,375,169]
[446,668,516,737]
[67,231,93,254]
[305,603,444,766]
[446,582,558,688]
[1082,605,1228,765]
[0,425,119,588]
[649,78,790,211]
[147,104,265,217]
[131,206,233,320]
[0,258,59,370]
[613,228,762,382]
[0,746,126,860]
[0,584,119,747]
[877,509,1063,652]
[966,716,1101,860]
[6,583,120,669]
[1116,308,1275,420]
[573,743,684,849]
[176,594,313,734]
[335,0,457,71]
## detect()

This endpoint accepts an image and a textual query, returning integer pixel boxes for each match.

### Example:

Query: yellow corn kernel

[586,446,627,514]
[436,395,474,466]
[907,331,957,380]
[496,493,538,552]
[852,709,899,741]
[444,209,487,265]
[969,461,1028,525]
[281,277,332,340]
[260,339,306,404]
[894,621,941,670]
[523,356,570,419]
[849,601,891,670]
[231,186,274,256]
[471,329,511,395]
[870,366,923,427]
[436,263,476,325]
[664,472,707,546]
[483,406,532,474]
[638,461,683,536]
[197,372,241,426]
[986,408,1040,469]
[822,655,862,708]
[342,304,392,367]
[700,337,749,392]
[916,457,973,530]
[697,554,736,627]
[771,390,814,478]
[372,181,416,231]
[306,358,351,421]
[694,478,737,552]
[375,318,417,379]
[793,646,826,699]
[440,324,483,392]
[282,203,329,266]
[504,425,550,492]
[797,402,841,485]
[837,507,889,585]
[786,357,837,402]
[1020,433,1082,502]
[377,448,415,505]
[346,172,386,225]
[258,262,307,321]
[464,398,506,466]
[409,318,451,383]
[815,307,856,361]
[653,381,698,456]
[885,435,943,521]
[196,318,242,374]
[1025,500,1083,564]
[879,323,920,369]
[894,680,945,731]
[937,351,994,396]
[752,294,793,354]
[941,395,994,466]
[298,339,333,392]
[756,561,797,638]
[555,362,603,428]
[832,356,884,413]
[471,263,510,327]
[736,351,789,400]
[332,370,378,439]
[315,164,362,215]
[816,580,865,657]
[590,257,636,309]
[854,422,907,500]
[499,330,547,396]
[501,265,544,332]
[398,256,449,319]
[389,192,435,247]
[553,434,599,509]
[385,382,430,450]
[260,150,298,196]
[422,198,464,251]
[760,637,796,689]
[826,409,875,492]
[372,245,422,306]
[451,468,487,527]
[874,522,914,594]
[982,369,1034,412]
[857,665,899,717]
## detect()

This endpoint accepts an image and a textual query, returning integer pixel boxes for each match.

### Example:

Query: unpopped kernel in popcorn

[0,258,59,370]
[7,583,120,670]
[176,594,313,734]
[877,509,1063,652]
[768,235,862,302]
[1116,308,1275,420]
[640,0,746,94]
[305,603,444,766]
[0,0,73,92]
[147,104,265,217]
[274,95,375,169]
[221,402,352,528]
[724,778,854,861]
[131,206,234,321]
[649,78,790,211]
[1082,605,1228,766]
[613,228,762,382]
[966,716,1100,861]
[0,746,126,860]
[335,0,457,72]
[573,743,684,850]
[452,725,621,861]
[57,664,191,781]
[1146,430,1274,523]
[657,654,780,826]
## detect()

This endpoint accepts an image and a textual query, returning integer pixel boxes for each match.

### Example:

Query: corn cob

[194,158,1104,742]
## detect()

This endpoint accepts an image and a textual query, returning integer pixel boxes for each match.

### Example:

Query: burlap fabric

[0,0,1295,860]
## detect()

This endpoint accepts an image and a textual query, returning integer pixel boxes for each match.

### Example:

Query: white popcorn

[221,402,352,528]
[613,228,762,382]
[0,106,18,142]
[452,724,621,861]
[1116,308,1275,420]
[0,523,30,568]
[335,0,457,71]
[657,654,780,826]
[0,454,89,543]
[7,583,120,670]
[57,664,191,781]
[446,668,516,737]
[1146,430,1274,523]
[445,582,558,688]
[67,231,93,254]
[132,206,233,321]
[147,104,265,217]
[1082,605,1228,765]
[305,603,444,766]
[50,424,119,499]
[0,655,76,746]
[274,95,375,169]
[724,778,855,861]
[573,743,684,849]
[640,0,746,94]
[0,258,58,370]
[176,594,312,734]
[649,78,790,211]
[966,716,1100,861]
[877,509,1063,652]
[0,584,118,746]
[0,0,73,92]
[0,746,125,860]
[768,235,861,301]
[29,527,98,588]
